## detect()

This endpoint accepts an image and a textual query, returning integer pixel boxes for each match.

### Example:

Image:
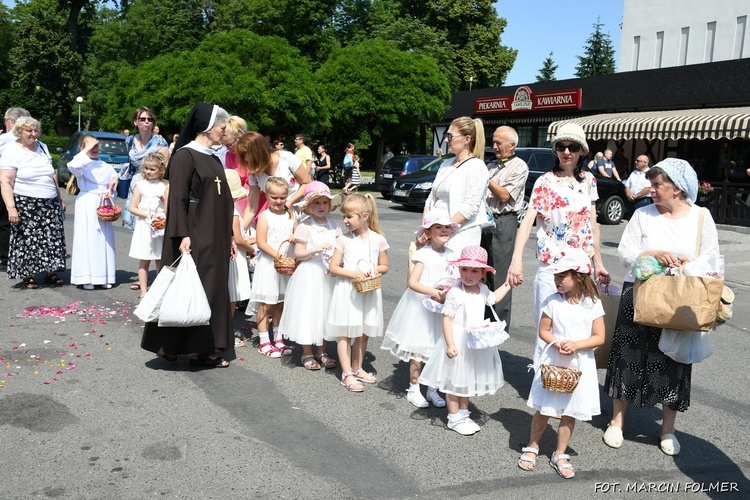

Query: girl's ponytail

[364,193,382,235]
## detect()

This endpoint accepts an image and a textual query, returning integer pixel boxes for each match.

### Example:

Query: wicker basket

[273,241,297,275]
[352,259,381,293]
[96,196,121,222]
[539,341,582,394]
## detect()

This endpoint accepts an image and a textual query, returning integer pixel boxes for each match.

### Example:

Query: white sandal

[550,453,575,479]
[518,447,538,471]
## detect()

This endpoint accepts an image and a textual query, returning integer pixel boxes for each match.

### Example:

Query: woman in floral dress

[507,123,610,324]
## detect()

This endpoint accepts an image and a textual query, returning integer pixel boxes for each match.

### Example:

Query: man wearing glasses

[481,126,528,328]
[0,107,30,272]
[624,155,653,219]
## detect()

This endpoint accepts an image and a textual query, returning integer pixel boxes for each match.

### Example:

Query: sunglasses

[444,132,463,142]
[138,117,154,123]
[554,143,582,153]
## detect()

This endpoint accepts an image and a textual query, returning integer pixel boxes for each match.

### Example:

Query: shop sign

[475,87,582,115]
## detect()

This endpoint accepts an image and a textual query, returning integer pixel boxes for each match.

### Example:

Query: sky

[1,0,624,85]
[494,0,624,85]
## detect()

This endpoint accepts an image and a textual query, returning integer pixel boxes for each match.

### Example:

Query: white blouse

[618,204,720,282]
[0,141,57,199]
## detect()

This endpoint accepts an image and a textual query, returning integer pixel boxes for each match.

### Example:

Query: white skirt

[228,249,252,302]
[324,277,383,340]
[277,258,334,345]
[249,252,289,305]
[418,325,505,397]
[381,289,443,362]
[128,217,163,261]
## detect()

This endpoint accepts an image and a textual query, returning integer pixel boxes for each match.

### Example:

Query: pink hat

[449,245,496,274]
[417,209,459,237]
[544,247,593,274]
[295,181,343,211]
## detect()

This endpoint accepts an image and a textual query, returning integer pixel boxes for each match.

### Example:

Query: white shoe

[102,284,112,289]
[426,388,446,407]
[83,284,94,290]
[464,418,481,434]
[406,390,429,408]
[447,416,477,436]
[603,425,624,448]
[660,433,680,456]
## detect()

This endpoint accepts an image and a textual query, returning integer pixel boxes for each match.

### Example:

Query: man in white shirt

[0,107,30,271]
[624,155,652,218]
[481,126,529,327]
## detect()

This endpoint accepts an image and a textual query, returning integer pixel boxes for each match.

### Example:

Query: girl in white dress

[519,247,605,479]
[68,135,119,290]
[419,245,510,436]
[250,177,297,358]
[382,209,458,408]
[325,194,389,392]
[278,181,342,370]
[225,170,255,344]
[128,153,168,298]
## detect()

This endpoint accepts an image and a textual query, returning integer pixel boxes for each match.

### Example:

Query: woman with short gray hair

[0,117,66,288]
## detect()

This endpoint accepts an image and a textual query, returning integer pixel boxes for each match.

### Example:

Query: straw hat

[295,181,343,211]
[417,209,459,237]
[224,169,248,200]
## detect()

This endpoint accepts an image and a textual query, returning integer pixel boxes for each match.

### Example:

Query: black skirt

[604,282,692,412]
[8,194,66,279]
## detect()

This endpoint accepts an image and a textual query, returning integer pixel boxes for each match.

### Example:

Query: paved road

[1,193,749,499]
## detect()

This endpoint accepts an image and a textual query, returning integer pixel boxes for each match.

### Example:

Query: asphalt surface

[1,193,749,499]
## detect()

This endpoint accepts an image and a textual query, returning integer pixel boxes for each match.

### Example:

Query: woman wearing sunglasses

[507,123,610,324]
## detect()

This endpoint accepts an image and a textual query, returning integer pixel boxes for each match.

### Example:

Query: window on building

[654,31,664,68]
[735,16,747,59]
[632,36,641,70]
[680,27,690,65]
[705,21,716,63]
[517,127,532,148]
[536,126,550,148]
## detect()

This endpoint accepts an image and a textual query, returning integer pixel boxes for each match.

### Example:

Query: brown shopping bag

[633,274,723,332]
[595,284,621,369]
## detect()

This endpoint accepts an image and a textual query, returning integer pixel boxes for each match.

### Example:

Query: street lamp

[76,96,83,131]
[469,77,473,91]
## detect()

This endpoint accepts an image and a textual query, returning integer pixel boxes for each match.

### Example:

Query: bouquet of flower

[699,181,713,195]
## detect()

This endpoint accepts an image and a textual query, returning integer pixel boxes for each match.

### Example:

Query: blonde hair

[13,116,41,136]
[226,115,247,137]
[77,133,95,150]
[557,270,600,304]
[341,193,382,235]
[236,131,272,175]
[141,152,167,180]
[302,195,332,216]
[264,177,293,219]
[450,117,485,161]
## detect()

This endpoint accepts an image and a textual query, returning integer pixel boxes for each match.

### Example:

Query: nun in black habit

[141,102,236,367]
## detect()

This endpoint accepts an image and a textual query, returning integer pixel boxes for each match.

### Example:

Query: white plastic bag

[158,253,212,327]
[133,256,180,322]
[658,328,713,364]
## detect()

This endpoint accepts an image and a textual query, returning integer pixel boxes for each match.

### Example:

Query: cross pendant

[214,176,221,195]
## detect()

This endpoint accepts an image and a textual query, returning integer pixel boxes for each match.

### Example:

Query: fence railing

[697,182,750,226]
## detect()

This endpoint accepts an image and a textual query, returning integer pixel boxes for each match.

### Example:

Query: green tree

[102,30,328,137]
[315,39,450,167]
[409,0,517,89]
[575,17,616,78]
[536,51,557,82]
[8,0,92,133]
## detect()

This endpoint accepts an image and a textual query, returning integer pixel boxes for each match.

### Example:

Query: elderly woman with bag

[422,117,489,253]
[0,117,66,289]
[603,158,720,456]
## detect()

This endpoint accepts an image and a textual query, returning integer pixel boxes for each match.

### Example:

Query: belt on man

[492,212,517,218]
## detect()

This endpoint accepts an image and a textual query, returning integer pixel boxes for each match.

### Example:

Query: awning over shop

[547,107,750,141]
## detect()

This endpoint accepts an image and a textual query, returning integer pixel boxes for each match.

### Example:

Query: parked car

[57,131,130,186]
[390,147,626,224]
[391,155,453,209]
[515,148,626,225]
[376,154,437,199]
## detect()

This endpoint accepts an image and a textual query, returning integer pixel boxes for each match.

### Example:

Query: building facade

[619,0,749,72]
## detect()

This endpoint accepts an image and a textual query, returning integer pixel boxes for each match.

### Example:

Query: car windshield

[385,157,409,171]
[421,155,453,172]
[98,139,128,156]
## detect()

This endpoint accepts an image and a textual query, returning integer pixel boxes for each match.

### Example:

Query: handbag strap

[693,208,705,260]
[430,156,474,205]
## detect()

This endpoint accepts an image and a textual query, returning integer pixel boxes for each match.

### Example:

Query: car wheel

[600,195,624,224]
[516,197,529,226]
[380,191,392,200]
